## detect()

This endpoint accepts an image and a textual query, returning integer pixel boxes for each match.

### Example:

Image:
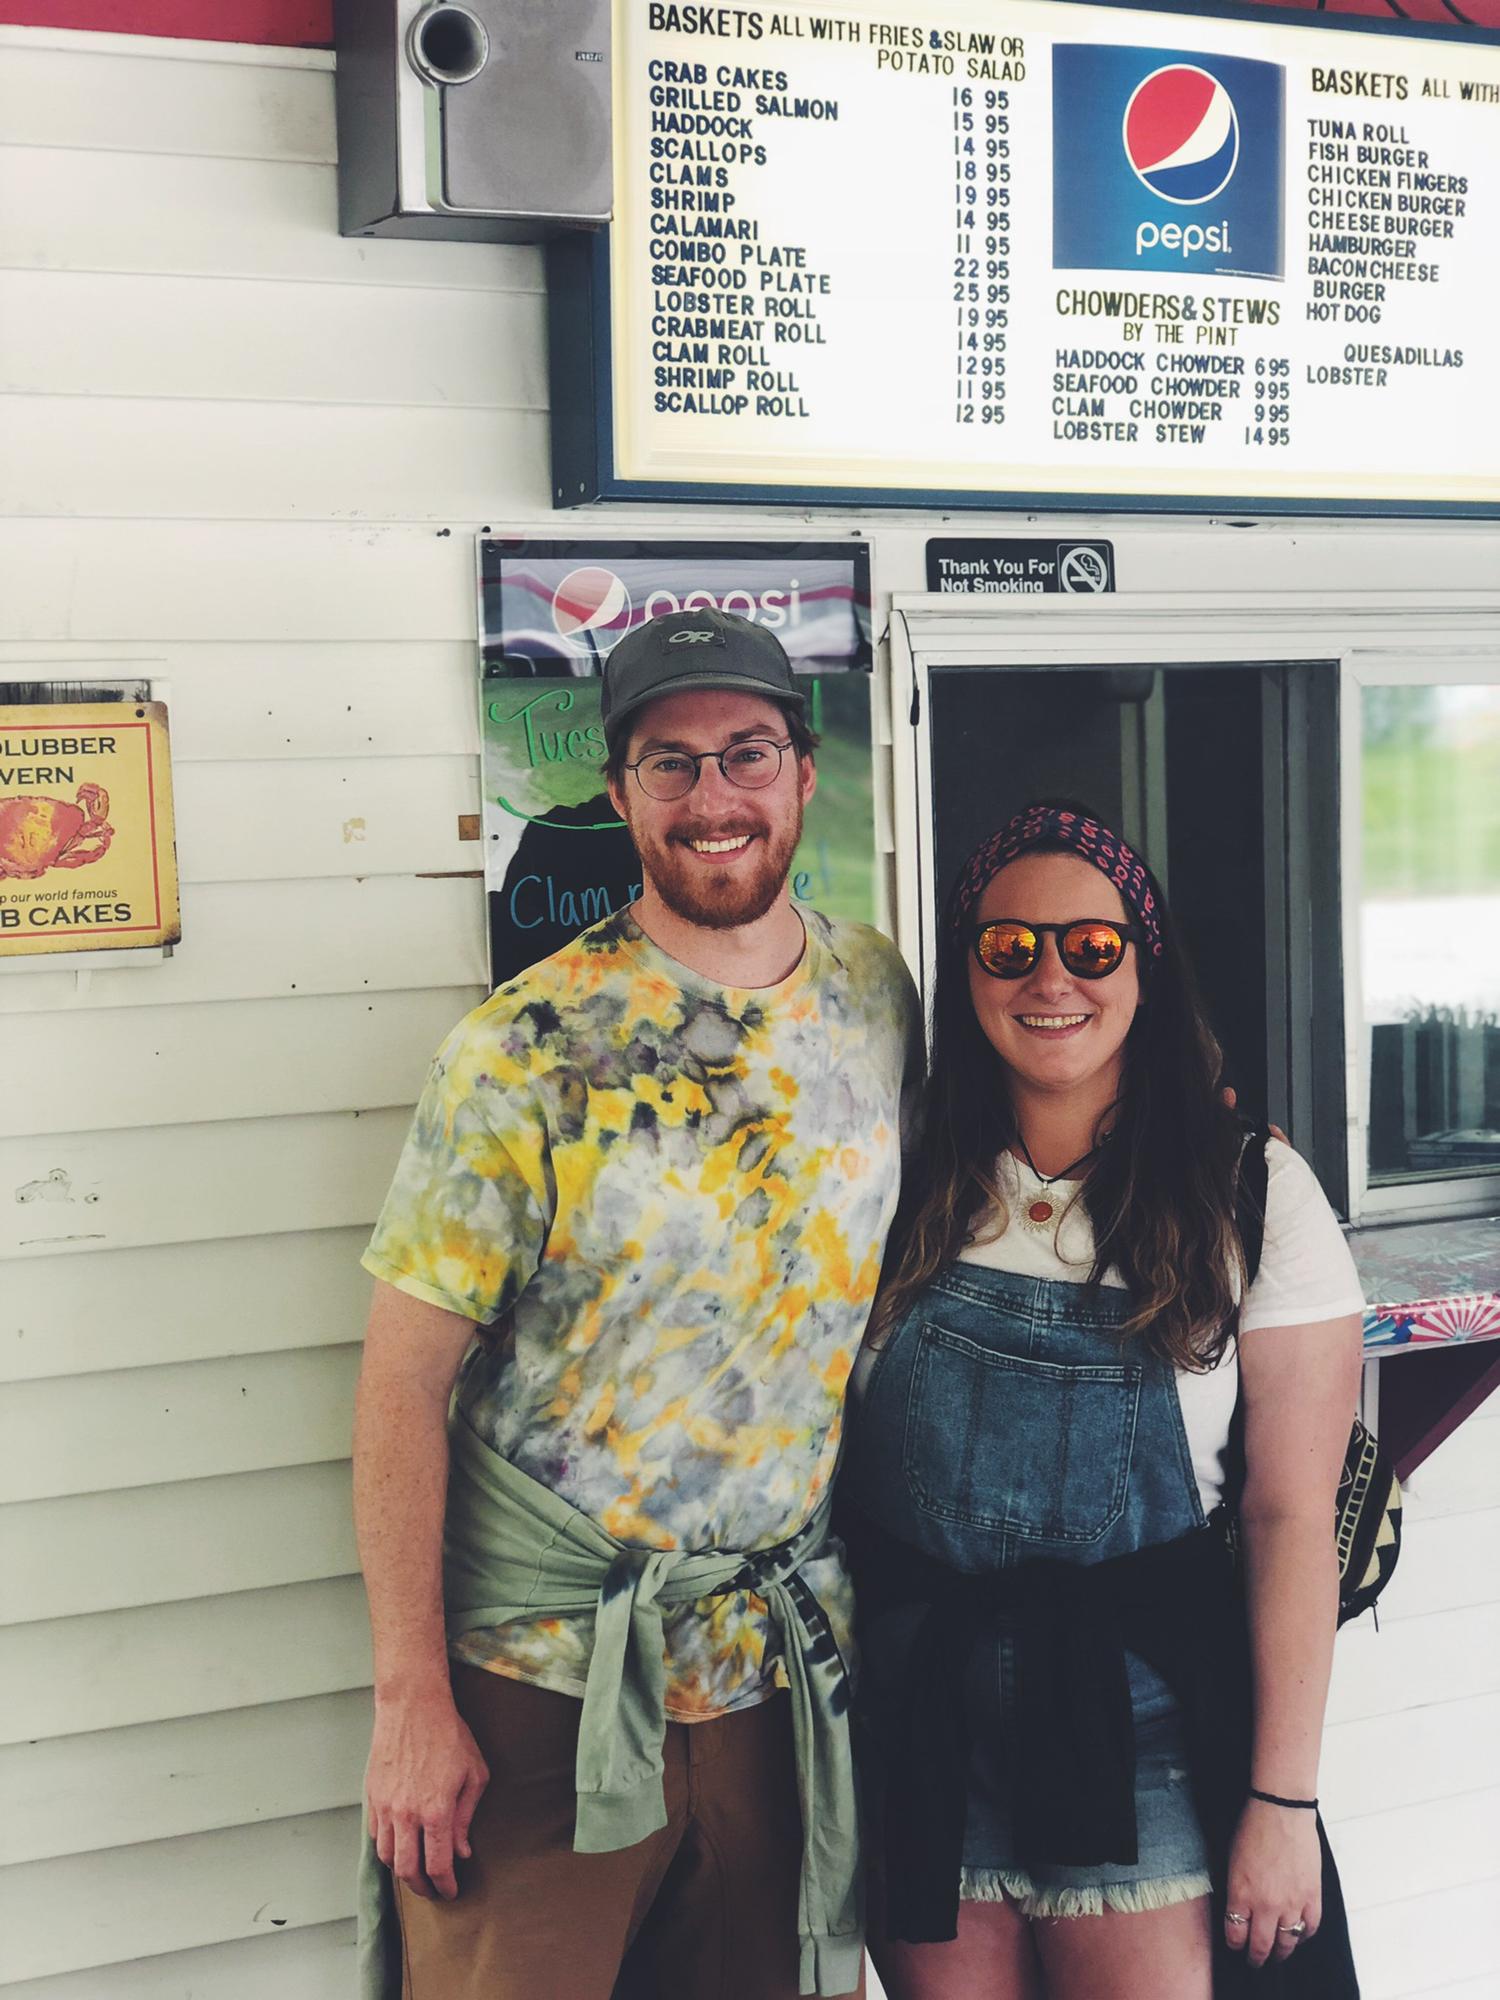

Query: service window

[1343,662,1500,1223]
[891,593,1500,1229]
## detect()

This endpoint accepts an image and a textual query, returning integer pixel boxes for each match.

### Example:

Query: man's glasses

[970,919,1145,981]
[624,738,792,802]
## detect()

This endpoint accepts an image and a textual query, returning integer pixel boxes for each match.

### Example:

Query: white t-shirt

[855,1141,1365,1513]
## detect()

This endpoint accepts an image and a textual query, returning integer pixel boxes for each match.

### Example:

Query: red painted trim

[1380,1343,1500,1483]
[0,2,332,44]
[2,0,1495,47]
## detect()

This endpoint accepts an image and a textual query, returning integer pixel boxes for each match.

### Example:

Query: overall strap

[1235,1122,1272,1291]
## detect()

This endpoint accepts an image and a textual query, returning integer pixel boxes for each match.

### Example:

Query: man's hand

[354,1284,487,1898]
[366,1685,490,1900]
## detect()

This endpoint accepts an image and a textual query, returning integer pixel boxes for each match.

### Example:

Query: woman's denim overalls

[841,1261,1214,1896]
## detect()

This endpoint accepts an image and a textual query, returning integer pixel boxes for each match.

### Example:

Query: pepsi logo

[1122,65,1239,206]
[551,566,633,652]
[549,570,805,653]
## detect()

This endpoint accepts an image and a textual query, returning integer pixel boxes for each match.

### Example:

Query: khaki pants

[396,1663,858,2000]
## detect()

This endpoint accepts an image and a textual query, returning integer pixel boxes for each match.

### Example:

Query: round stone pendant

[1022,1197,1056,1232]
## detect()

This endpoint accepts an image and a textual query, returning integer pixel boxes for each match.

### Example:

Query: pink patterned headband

[952,805,1164,958]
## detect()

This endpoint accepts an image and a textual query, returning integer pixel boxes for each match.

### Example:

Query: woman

[839,802,1365,2000]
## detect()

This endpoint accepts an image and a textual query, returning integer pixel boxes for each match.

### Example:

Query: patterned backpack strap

[1335,1420,1404,1626]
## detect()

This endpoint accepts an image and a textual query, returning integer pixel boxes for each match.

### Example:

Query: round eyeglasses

[624,738,793,802]
[971,919,1145,981]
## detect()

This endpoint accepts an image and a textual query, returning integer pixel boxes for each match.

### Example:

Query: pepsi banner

[477,540,876,984]
[479,538,871,672]
[553,0,1500,514]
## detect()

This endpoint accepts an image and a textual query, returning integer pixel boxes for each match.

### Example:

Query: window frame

[1339,649,1500,1226]
[889,589,1500,1227]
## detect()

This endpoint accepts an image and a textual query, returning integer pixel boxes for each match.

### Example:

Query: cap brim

[604,671,806,744]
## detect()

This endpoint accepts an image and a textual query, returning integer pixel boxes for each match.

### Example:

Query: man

[353,608,920,2000]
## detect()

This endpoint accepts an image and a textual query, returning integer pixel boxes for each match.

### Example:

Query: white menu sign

[593,0,1500,510]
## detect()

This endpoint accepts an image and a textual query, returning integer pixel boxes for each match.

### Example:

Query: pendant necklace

[1013,1130,1100,1235]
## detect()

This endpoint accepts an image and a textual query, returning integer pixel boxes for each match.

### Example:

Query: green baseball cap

[600,608,806,750]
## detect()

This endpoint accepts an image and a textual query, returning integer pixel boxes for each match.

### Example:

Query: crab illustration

[0,783,114,879]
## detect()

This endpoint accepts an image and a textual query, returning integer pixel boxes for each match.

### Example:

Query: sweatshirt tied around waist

[841,1507,1359,2000]
[357,1416,864,1998]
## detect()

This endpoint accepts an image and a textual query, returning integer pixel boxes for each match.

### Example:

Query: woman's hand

[1224,1796,1322,1967]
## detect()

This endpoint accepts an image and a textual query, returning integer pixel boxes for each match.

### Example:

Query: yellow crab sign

[0,701,180,957]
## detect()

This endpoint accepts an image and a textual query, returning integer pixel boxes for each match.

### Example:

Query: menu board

[550,0,1500,513]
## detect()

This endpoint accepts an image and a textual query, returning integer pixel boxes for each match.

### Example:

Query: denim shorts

[958,1654,1212,1920]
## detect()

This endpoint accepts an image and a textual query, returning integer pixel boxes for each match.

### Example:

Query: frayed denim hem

[960,1867,1213,1919]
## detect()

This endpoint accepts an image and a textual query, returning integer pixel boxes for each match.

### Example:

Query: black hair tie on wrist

[1250,1788,1318,1811]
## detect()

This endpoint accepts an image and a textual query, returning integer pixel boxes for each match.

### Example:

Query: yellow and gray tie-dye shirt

[363,906,920,1720]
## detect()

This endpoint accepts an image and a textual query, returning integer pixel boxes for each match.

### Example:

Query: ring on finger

[1226,1911,1249,1925]
[1277,1920,1308,1937]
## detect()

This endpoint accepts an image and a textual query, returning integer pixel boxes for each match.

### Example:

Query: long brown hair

[874,807,1248,1370]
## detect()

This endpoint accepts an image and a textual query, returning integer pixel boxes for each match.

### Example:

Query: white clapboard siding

[1321,1690,1500,1822]
[1,1576,372,1744]
[1,1348,362,1502]
[1326,1602,1500,1726]
[4,396,550,522]
[0,1689,371,1866]
[0,28,528,1996]
[173,756,479,881]
[0,143,541,292]
[1361,1506,1500,1623]
[0,518,516,641]
[0,1805,362,1984]
[4,1461,357,1625]
[1350,1878,1500,2000]
[168,640,486,760]
[1393,1412,1500,1521]
[0,32,337,162]
[5,987,470,1136]
[0,271,546,409]
[0,640,484,762]
[0,877,488,1017]
[0,1920,357,2000]
[0,1106,411,1259]
[1,1227,373,1381]
[1333,1785,1500,1913]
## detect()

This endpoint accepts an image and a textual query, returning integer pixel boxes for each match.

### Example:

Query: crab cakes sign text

[0,703,181,958]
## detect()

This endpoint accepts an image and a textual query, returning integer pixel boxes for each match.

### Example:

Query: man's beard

[629,798,804,932]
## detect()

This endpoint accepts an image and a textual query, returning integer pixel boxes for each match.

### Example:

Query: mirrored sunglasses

[971,919,1145,980]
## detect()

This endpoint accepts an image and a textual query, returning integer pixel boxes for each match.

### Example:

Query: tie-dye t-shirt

[363,907,920,1720]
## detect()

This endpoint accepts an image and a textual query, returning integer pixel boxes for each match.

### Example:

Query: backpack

[1222,1125,1403,1627]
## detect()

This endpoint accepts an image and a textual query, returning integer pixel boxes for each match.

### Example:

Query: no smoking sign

[927,539,1116,597]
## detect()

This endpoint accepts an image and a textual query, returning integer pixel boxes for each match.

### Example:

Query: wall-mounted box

[334,1,611,242]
